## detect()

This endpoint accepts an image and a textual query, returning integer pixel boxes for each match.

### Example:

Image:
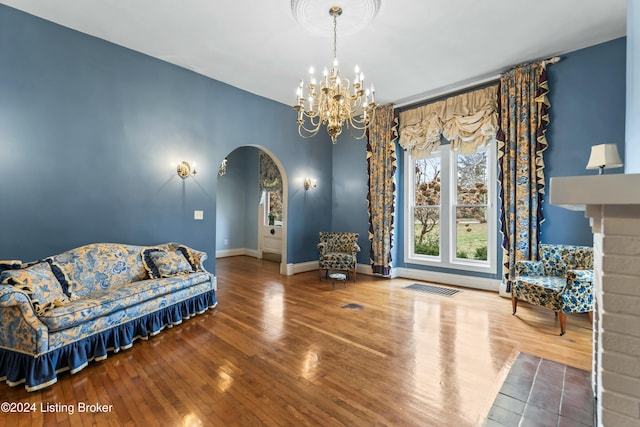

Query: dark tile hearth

[484,353,593,427]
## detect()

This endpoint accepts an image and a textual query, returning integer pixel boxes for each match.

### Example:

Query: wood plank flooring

[0,256,592,426]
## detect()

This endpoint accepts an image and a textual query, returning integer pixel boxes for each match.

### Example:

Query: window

[263,190,283,226]
[405,144,496,273]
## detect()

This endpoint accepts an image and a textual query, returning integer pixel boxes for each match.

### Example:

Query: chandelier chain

[333,12,337,60]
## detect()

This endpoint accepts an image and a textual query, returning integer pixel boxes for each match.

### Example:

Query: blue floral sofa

[512,243,593,336]
[0,242,217,391]
[318,232,361,281]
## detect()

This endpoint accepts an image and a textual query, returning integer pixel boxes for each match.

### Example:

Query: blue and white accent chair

[512,244,594,336]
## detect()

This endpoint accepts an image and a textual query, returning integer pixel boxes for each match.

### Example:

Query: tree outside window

[454,151,488,261]
[407,145,494,271]
[414,157,441,256]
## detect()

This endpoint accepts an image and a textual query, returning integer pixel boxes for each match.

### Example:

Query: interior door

[259,190,282,261]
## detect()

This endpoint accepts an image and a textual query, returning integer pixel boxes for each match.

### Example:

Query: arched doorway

[215,146,288,274]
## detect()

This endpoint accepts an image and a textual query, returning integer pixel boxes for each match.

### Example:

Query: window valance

[398,85,498,156]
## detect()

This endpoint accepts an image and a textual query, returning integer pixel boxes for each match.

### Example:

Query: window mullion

[440,148,451,264]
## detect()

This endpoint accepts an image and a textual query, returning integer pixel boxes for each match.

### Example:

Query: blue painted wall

[627,0,640,173]
[243,149,260,252]
[331,135,371,264]
[215,147,261,252]
[543,37,626,246]
[0,5,333,268]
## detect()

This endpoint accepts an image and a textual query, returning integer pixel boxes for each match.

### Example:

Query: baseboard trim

[357,264,374,276]
[245,248,260,259]
[259,259,501,292]
[392,267,501,292]
[498,281,510,298]
[216,248,245,258]
[216,248,260,259]
[286,262,375,277]
[286,261,318,276]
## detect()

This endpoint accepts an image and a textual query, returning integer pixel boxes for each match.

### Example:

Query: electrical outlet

[194,210,204,220]
[224,239,228,245]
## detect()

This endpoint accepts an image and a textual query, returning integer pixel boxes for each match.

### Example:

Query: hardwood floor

[1,256,592,426]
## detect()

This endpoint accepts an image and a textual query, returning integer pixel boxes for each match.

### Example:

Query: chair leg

[511,295,517,315]
[588,311,593,324]
[558,311,567,336]
[319,268,323,280]
[353,269,356,282]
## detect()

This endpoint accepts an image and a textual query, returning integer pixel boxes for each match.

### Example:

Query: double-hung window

[405,143,496,273]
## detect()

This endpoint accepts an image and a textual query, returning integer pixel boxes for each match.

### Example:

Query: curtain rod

[542,56,561,66]
[393,56,561,110]
[393,74,499,109]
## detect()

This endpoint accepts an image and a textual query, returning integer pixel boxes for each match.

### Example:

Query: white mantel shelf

[550,173,640,210]
[550,173,640,427]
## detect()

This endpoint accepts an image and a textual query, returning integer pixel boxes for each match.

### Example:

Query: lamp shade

[586,144,623,171]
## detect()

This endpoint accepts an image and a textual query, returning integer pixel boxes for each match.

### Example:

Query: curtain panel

[259,152,282,192]
[367,104,398,276]
[497,62,550,291]
[398,85,498,156]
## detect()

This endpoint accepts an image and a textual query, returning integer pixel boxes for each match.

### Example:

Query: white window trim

[404,143,497,274]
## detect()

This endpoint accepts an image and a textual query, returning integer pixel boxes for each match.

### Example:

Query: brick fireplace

[551,173,640,427]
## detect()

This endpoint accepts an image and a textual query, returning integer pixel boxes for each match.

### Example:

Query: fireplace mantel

[550,173,640,211]
[550,173,640,427]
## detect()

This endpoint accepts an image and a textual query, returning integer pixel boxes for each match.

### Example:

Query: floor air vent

[404,283,461,297]
[341,303,364,310]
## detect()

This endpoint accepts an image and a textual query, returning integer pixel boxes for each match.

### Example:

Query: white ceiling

[0,0,627,107]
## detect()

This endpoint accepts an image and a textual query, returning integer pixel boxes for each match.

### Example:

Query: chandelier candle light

[294,6,377,144]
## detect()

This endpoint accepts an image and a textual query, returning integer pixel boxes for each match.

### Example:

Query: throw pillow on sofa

[0,259,22,273]
[177,246,201,272]
[148,250,193,278]
[141,248,165,279]
[0,261,70,315]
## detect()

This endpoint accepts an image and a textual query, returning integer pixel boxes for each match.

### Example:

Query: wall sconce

[586,144,623,175]
[177,161,197,179]
[218,158,228,176]
[304,176,317,191]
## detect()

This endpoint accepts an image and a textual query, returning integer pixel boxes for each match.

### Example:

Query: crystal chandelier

[294,6,377,144]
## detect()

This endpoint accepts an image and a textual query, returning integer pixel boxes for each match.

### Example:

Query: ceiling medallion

[291,0,381,37]
[293,5,378,143]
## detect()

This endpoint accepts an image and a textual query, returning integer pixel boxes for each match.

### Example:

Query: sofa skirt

[0,289,217,391]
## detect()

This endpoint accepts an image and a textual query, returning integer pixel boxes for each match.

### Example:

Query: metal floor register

[404,283,461,297]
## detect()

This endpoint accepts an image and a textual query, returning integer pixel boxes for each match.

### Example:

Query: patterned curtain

[259,151,282,192]
[367,104,398,276]
[497,62,550,291]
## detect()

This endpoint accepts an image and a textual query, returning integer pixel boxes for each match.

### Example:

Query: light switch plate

[194,210,204,220]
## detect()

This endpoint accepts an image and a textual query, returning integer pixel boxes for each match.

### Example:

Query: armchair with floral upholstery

[512,243,594,336]
[317,232,360,281]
